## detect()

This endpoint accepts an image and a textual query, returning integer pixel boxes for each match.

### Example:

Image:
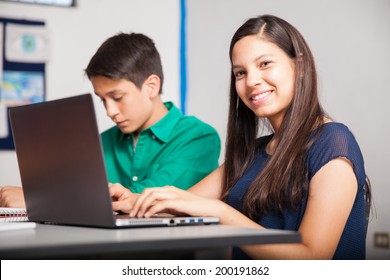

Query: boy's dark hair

[85,32,164,93]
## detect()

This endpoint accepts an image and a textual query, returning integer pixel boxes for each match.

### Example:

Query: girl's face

[231,35,295,131]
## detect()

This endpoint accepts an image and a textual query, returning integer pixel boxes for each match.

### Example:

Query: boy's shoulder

[100,125,121,141]
[176,114,218,135]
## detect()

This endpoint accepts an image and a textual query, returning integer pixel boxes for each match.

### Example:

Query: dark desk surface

[0,223,300,259]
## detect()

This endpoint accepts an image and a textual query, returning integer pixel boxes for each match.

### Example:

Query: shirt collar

[149,102,182,143]
[118,102,182,143]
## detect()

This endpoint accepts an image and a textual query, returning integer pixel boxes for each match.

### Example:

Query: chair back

[363,177,372,238]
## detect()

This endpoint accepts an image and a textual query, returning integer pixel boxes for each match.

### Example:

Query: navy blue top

[226,122,367,259]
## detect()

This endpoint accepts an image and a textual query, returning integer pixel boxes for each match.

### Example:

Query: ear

[142,74,161,98]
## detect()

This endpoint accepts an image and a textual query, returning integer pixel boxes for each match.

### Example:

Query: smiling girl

[110,15,370,260]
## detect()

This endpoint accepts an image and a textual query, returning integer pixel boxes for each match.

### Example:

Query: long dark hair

[85,32,164,93]
[222,15,326,220]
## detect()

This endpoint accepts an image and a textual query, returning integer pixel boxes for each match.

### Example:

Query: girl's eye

[260,61,271,68]
[234,71,245,78]
[113,96,123,101]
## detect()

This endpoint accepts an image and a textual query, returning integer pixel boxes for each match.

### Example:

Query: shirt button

[152,135,156,139]
[132,176,138,181]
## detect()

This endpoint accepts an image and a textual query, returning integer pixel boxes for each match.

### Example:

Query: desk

[0,224,300,259]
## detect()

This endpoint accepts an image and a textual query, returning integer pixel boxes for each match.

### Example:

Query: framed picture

[0,0,76,7]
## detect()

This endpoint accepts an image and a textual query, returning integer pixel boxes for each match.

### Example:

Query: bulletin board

[0,17,48,150]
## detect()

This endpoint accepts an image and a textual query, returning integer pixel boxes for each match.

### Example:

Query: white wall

[0,0,389,260]
[186,0,390,259]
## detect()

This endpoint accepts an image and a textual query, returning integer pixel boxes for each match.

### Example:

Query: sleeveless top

[226,122,367,259]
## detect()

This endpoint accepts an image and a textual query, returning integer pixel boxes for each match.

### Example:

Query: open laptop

[8,94,219,228]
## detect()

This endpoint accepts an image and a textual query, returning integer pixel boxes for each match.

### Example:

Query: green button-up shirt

[101,102,220,193]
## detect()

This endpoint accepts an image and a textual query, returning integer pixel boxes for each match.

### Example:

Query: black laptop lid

[9,94,116,227]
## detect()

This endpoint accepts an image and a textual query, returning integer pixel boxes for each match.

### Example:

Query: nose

[105,100,120,120]
[246,69,263,87]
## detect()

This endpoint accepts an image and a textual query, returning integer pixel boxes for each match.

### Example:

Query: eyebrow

[232,53,274,70]
[95,89,122,97]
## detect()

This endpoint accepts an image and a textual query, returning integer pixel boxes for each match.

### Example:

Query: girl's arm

[188,165,225,199]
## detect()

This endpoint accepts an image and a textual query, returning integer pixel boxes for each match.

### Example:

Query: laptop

[8,94,219,228]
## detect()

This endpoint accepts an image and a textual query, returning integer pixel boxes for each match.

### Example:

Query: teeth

[252,91,271,100]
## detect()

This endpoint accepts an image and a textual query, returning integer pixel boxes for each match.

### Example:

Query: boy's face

[91,76,156,135]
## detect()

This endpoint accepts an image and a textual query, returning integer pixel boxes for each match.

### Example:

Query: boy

[0,32,220,207]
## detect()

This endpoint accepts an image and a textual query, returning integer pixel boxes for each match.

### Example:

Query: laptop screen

[9,94,117,227]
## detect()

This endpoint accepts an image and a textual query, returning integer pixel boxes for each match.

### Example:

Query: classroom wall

[1,0,389,260]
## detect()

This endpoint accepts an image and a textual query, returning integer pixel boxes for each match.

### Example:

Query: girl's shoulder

[319,121,350,132]
[312,122,358,148]
[308,122,366,184]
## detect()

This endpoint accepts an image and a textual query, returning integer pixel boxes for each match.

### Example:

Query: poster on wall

[0,22,6,139]
[0,17,47,150]
[5,23,50,63]
[0,22,3,82]
[1,71,45,106]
